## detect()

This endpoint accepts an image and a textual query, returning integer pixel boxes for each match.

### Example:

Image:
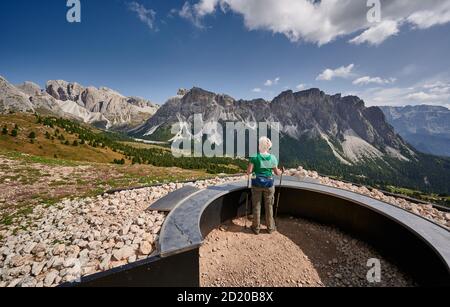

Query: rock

[20,276,37,287]
[7,278,23,288]
[44,271,58,287]
[139,241,153,255]
[52,244,66,255]
[130,225,140,234]
[87,241,101,250]
[77,240,88,248]
[10,255,26,267]
[23,242,37,254]
[63,258,78,268]
[49,256,64,269]
[152,226,161,234]
[81,266,97,276]
[112,246,135,261]
[99,255,111,271]
[31,262,45,276]
[120,222,132,236]
[66,245,80,257]
[19,264,31,276]
[31,243,46,255]
[142,233,154,244]
[115,242,125,249]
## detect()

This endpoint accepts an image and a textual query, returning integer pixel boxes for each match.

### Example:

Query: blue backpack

[252,176,274,188]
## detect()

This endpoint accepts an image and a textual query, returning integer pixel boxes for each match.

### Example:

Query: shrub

[28,131,36,139]
[113,159,125,165]
[2,126,7,135]
[11,129,18,137]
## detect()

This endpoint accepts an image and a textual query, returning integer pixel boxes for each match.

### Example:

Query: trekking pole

[244,173,251,229]
[274,169,284,224]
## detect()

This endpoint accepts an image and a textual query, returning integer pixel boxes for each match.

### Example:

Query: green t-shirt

[249,153,278,178]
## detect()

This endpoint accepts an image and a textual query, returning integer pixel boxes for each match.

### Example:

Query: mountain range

[0,76,159,129]
[133,87,414,164]
[380,105,450,158]
[1,75,449,193]
[131,87,450,194]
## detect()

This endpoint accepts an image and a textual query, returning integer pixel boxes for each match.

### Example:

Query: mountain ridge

[380,105,450,157]
[0,76,159,129]
[133,86,414,165]
[131,87,450,194]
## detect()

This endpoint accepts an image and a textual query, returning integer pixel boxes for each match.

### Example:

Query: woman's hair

[259,136,272,153]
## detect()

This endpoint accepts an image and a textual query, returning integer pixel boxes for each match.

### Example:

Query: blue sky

[1,0,449,108]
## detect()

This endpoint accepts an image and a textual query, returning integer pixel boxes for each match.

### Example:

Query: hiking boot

[251,227,260,235]
[268,228,277,234]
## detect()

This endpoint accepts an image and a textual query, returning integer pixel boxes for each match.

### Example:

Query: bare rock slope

[0,76,159,129]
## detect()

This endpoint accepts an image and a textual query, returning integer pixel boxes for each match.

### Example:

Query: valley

[0,113,244,229]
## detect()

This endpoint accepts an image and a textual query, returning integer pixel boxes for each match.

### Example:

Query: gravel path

[200,217,415,287]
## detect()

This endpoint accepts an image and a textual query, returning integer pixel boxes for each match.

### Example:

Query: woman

[247,137,284,235]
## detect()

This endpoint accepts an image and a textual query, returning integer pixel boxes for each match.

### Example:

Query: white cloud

[406,82,450,103]
[128,2,157,31]
[354,78,450,108]
[316,64,355,81]
[176,0,450,46]
[178,0,219,28]
[264,77,280,87]
[353,76,396,86]
[296,84,307,90]
[406,92,450,102]
[349,20,399,46]
[407,5,450,29]
[252,88,262,93]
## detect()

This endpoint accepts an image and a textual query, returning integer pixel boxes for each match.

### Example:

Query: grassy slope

[0,114,218,228]
[0,113,125,164]
[0,151,213,229]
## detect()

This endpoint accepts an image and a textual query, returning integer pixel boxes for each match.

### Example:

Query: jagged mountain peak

[0,76,159,129]
[16,81,43,97]
[133,86,414,166]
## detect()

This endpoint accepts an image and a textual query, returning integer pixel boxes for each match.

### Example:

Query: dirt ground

[200,217,415,287]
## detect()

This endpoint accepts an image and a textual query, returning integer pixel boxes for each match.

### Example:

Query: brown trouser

[251,186,276,231]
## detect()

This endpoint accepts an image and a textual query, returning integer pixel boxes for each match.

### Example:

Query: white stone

[52,244,66,255]
[139,241,153,255]
[112,246,135,261]
[99,255,111,271]
[31,261,45,276]
[63,258,78,268]
[44,271,58,287]
[23,242,37,254]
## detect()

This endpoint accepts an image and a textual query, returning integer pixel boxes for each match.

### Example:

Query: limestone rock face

[16,81,42,97]
[0,76,35,113]
[46,80,159,128]
[0,75,159,129]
